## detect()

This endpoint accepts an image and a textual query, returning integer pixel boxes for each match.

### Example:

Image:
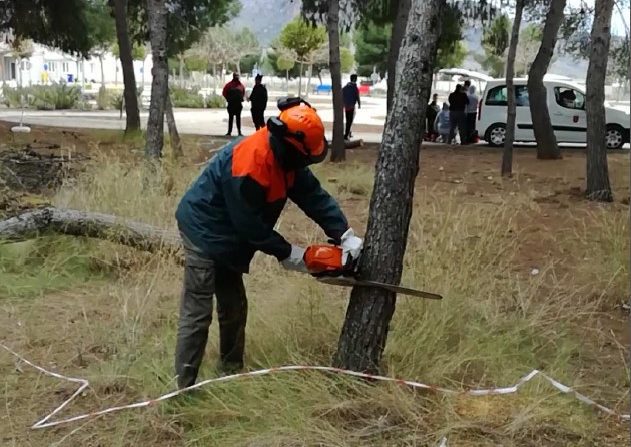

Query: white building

[0,38,152,89]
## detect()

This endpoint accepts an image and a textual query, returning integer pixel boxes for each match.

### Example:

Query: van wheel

[605,125,625,150]
[486,124,506,147]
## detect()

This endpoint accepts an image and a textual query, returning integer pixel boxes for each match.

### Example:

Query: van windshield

[485,85,529,106]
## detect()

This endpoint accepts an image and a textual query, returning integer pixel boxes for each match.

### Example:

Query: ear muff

[308,137,328,163]
[267,116,287,136]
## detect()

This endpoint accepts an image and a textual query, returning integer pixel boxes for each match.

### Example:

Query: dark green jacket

[175,129,348,272]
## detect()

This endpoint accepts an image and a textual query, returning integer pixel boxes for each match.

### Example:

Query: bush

[97,87,124,111]
[2,83,80,110]
[170,87,205,108]
[29,83,80,110]
[205,93,225,109]
[1,85,27,108]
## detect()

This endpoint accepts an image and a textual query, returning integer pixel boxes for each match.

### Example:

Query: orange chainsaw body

[303,245,344,275]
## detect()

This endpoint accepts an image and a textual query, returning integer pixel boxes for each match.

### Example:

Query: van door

[484,84,534,143]
[514,85,533,142]
[550,86,587,143]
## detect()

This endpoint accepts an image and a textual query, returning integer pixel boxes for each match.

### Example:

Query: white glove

[340,228,363,265]
[280,245,308,273]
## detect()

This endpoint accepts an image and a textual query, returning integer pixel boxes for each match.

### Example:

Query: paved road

[0,99,388,143]
[1,97,628,147]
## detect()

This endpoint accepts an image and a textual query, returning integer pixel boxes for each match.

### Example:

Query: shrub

[1,85,27,108]
[110,91,124,111]
[29,83,80,110]
[205,93,225,109]
[170,87,205,108]
[97,87,124,111]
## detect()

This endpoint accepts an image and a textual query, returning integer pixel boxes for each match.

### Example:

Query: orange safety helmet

[268,98,328,164]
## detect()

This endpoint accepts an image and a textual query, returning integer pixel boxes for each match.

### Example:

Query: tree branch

[0,207,181,254]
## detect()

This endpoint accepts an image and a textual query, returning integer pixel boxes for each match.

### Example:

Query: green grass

[0,237,112,299]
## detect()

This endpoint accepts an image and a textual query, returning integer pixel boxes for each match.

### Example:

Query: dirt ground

[1,122,629,445]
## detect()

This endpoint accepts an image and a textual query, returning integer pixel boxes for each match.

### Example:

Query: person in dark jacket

[174,98,362,388]
[342,74,361,140]
[447,84,469,144]
[222,73,246,136]
[248,74,268,130]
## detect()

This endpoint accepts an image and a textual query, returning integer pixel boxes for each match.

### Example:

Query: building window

[90,63,95,73]
[62,62,69,72]
[47,61,57,72]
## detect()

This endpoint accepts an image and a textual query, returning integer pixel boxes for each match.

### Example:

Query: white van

[478,78,630,149]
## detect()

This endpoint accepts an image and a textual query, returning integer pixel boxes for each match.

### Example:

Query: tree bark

[113,0,141,134]
[179,53,184,84]
[298,61,304,97]
[333,0,444,373]
[528,0,566,160]
[328,0,345,162]
[166,90,183,158]
[144,0,169,162]
[99,54,105,90]
[585,0,614,202]
[305,64,313,98]
[386,0,411,112]
[501,0,524,177]
[0,207,180,254]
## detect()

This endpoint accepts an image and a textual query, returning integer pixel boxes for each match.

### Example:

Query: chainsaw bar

[317,276,443,300]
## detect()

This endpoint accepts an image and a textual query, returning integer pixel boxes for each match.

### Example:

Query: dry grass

[0,143,629,446]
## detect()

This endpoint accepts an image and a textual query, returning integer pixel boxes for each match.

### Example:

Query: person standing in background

[342,74,361,140]
[222,73,245,136]
[465,85,479,144]
[447,84,469,144]
[426,93,440,141]
[435,102,451,143]
[248,74,268,130]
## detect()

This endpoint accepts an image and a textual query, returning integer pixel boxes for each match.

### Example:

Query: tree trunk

[286,69,289,92]
[0,207,180,254]
[333,0,444,373]
[179,53,184,85]
[99,55,105,89]
[386,0,411,112]
[528,0,566,160]
[298,61,304,97]
[166,90,183,158]
[585,0,614,202]
[328,0,345,162]
[305,64,313,98]
[501,0,524,177]
[113,0,141,134]
[144,0,169,162]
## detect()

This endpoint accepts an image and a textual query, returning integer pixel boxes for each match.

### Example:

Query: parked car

[478,78,630,149]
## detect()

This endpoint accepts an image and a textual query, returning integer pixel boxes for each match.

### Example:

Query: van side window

[485,85,529,106]
[554,87,585,110]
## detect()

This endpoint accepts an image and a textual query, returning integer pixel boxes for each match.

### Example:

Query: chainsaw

[303,245,443,300]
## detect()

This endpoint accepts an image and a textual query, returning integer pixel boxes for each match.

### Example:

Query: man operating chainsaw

[174,97,363,388]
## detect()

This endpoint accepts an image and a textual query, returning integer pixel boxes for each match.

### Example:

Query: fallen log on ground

[0,207,181,254]
[344,139,363,149]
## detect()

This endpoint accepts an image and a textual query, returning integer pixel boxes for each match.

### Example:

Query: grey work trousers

[175,234,248,388]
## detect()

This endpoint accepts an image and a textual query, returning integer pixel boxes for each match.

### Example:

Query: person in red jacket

[222,73,246,136]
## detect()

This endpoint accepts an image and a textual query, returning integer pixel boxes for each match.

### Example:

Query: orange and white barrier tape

[2,343,629,430]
